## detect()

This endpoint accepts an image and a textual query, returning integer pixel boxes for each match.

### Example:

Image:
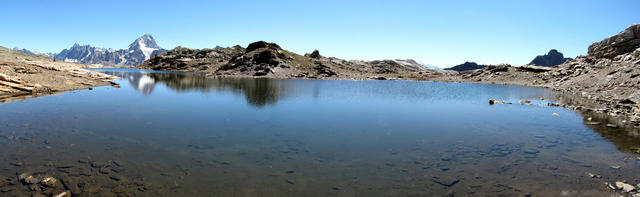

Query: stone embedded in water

[523,149,539,154]
[606,124,618,128]
[616,181,636,192]
[552,113,560,117]
[40,177,57,188]
[519,100,531,104]
[53,191,69,197]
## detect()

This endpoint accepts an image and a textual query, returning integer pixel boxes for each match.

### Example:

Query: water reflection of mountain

[101,70,292,107]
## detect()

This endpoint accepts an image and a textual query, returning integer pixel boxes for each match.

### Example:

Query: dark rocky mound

[588,24,640,59]
[245,41,282,53]
[305,50,322,59]
[444,62,487,72]
[219,41,289,76]
[528,49,573,67]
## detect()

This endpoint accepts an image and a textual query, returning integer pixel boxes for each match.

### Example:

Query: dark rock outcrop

[588,24,640,59]
[444,62,487,72]
[528,49,572,67]
[219,41,289,76]
[306,50,321,59]
[245,41,281,53]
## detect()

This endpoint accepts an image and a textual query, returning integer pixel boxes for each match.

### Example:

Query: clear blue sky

[1,0,639,68]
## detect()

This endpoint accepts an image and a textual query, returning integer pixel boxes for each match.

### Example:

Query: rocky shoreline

[434,24,640,129]
[0,46,119,103]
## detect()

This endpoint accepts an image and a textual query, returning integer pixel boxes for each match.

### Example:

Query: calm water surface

[1,68,639,196]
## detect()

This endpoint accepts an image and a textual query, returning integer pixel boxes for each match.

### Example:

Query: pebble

[552,113,560,117]
[40,177,57,188]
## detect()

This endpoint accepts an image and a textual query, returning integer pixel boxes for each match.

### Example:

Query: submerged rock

[40,177,57,188]
[616,181,636,192]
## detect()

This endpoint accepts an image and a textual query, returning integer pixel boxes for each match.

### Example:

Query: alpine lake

[1,68,639,196]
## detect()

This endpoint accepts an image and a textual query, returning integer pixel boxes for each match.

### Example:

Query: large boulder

[528,49,572,67]
[588,24,640,58]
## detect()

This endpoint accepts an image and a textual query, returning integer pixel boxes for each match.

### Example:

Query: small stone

[53,191,70,197]
[99,168,110,174]
[109,175,121,181]
[23,175,40,184]
[607,183,616,190]
[523,148,539,154]
[519,100,531,104]
[10,162,23,166]
[40,177,57,188]
[331,186,340,190]
[552,113,560,117]
[606,124,618,128]
[611,165,621,169]
[585,122,601,125]
[285,179,295,185]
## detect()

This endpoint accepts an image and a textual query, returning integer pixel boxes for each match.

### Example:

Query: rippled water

[0,68,639,196]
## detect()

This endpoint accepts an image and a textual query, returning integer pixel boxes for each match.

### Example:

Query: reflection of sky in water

[1,68,637,196]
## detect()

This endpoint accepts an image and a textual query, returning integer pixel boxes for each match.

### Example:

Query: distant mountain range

[528,49,572,67]
[12,34,167,67]
[54,34,167,67]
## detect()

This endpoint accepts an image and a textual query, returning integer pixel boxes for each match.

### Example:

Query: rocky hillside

[443,24,640,126]
[0,46,118,102]
[528,49,573,67]
[140,41,445,80]
[54,34,167,67]
[444,61,487,72]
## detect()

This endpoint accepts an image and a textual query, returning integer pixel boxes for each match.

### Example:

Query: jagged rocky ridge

[54,34,167,67]
[528,49,573,67]
[140,41,444,80]
[447,24,640,127]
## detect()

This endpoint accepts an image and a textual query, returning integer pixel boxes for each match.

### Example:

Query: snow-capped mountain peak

[128,34,162,60]
[53,34,167,67]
